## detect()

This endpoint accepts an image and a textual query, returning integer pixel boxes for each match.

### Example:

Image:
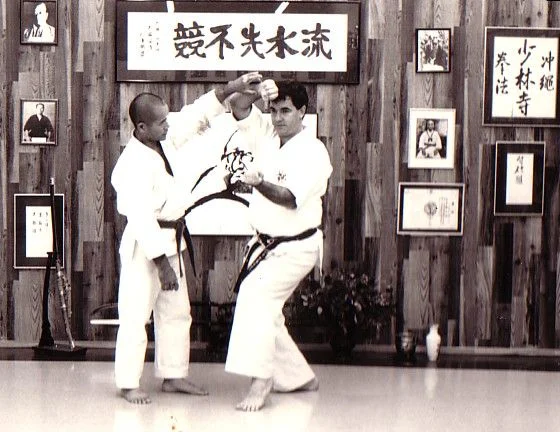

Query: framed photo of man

[416,28,451,73]
[20,99,57,145]
[20,1,58,45]
[408,108,456,169]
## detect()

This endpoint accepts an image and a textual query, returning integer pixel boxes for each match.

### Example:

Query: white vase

[426,324,441,362]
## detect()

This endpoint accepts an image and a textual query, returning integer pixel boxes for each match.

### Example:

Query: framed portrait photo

[14,193,64,269]
[397,182,465,236]
[20,99,57,145]
[20,1,58,45]
[408,108,456,169]
[483,27,560,126]
[494,141,545,216]
[416,28,451,73]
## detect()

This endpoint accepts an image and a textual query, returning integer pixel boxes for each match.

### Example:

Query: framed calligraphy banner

[483,27,560,126]
[14,193,64,269]
[494,141,545,216]
[397,183,464,236]
[116,0,360,84]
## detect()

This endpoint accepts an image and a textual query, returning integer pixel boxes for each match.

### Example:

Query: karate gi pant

[115,249,191,390]
[225,232,320,391]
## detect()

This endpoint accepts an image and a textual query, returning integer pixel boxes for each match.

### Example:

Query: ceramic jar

[426,324,441,362]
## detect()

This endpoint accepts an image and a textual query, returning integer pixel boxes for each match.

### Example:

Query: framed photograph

[20,99,57,145]
[483,27,560,126]
[397,182,464,236]
[408,108,456,169]
[115,0,360,84]
[21,1,57,45]
[494,141,545,216]
[416,28,451,73]
[14,193,64,269]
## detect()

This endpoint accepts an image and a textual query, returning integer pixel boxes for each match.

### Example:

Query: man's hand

[257,80,279,107]
[237,169,264,187]
[153,255,179,291]
[231,71,263,94]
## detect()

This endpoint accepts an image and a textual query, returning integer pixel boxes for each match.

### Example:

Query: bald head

[129,93,167,128]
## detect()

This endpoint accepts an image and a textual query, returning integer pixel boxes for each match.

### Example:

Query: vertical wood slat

[403,249,430,330]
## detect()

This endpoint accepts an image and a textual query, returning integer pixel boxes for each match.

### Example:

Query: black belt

[158,217,195,278]
[233,228,318,293]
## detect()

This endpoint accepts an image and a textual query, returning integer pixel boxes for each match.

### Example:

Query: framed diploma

[494,141,545,216]
[397,182,465,236]
[14,193,64,269]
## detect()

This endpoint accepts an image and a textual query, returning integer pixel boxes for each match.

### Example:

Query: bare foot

[236,378,273,412]
[121,388,151,404]
[161,378,209,395]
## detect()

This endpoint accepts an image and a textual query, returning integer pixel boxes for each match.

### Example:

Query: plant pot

[328,324,357,360]
[395,331,417,363]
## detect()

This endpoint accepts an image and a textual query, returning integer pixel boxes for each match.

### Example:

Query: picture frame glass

[494,141,545,216]
[21,99,57,145]
[408,108,456,169]
[483,27,560,126]
[21,1,57,45]
[416,28,451,73]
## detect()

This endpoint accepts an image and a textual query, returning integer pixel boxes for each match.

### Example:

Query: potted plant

[293,268,395,358]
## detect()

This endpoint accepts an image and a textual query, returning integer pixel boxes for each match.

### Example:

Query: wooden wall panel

[2,0,560,349]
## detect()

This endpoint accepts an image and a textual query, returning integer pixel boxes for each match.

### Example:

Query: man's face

[426,120,435,130]
[36,104,45,115]
[269,97,305,142]
[34,4,48,26]
[141,103,169,142]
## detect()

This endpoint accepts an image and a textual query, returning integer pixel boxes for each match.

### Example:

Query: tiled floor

[1,345,560,431]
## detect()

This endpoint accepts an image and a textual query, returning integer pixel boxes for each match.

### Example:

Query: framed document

[483,27,560,126]
[14,193,64,269]
[116,0,360,83]
[397,182,465,236]
[494,141,545,216]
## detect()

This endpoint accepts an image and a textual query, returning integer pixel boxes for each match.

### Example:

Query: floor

[1,344,560,431]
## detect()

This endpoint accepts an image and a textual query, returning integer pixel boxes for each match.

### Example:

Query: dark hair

[273,80,308,111]
[129,92,165,127]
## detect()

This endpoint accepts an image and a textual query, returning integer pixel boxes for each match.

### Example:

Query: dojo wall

[1,0,560,348]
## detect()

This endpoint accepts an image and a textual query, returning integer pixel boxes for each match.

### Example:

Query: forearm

[229,92,260,120]
[254,179,296,209]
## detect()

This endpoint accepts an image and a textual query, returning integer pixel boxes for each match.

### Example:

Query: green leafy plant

[294,269,395,351]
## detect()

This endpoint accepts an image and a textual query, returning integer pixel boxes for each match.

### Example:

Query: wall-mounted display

[397,182,464,236]
[20,99,57,145]
[20,1,57,45]
[408,108,456,169]
[415,28,451,73]
[14,193,64,269]
[494,141,545,216]
[483,27,560,126]
[115,0,360,83]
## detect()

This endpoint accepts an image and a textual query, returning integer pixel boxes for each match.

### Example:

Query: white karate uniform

[112,90,226,389]
[225,106,332,391]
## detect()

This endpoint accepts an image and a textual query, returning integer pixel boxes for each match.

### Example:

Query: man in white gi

[225,80,333,411]
[111,71,264,405]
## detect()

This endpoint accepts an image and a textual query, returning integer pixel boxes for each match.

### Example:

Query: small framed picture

[408,108,456,169]
[494,141,545,216]
[483,27,560,126]
[14,193,64,269]
[397,182,465,236]
[21,1,57,45]
[416,28,451,73]
[21,99,57,145]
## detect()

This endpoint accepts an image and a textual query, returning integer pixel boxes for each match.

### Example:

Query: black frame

[20,1,58,46]
[14,193,64,269]
[415,28,451,73]
[20,99,58,146]
[483,26,560,126]
[115,0,360,84]
[397,182,465,236]
[494,141,545,216]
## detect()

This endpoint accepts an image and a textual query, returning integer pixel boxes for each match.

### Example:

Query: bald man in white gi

[225,80,333,411]
[111,72,263,404]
